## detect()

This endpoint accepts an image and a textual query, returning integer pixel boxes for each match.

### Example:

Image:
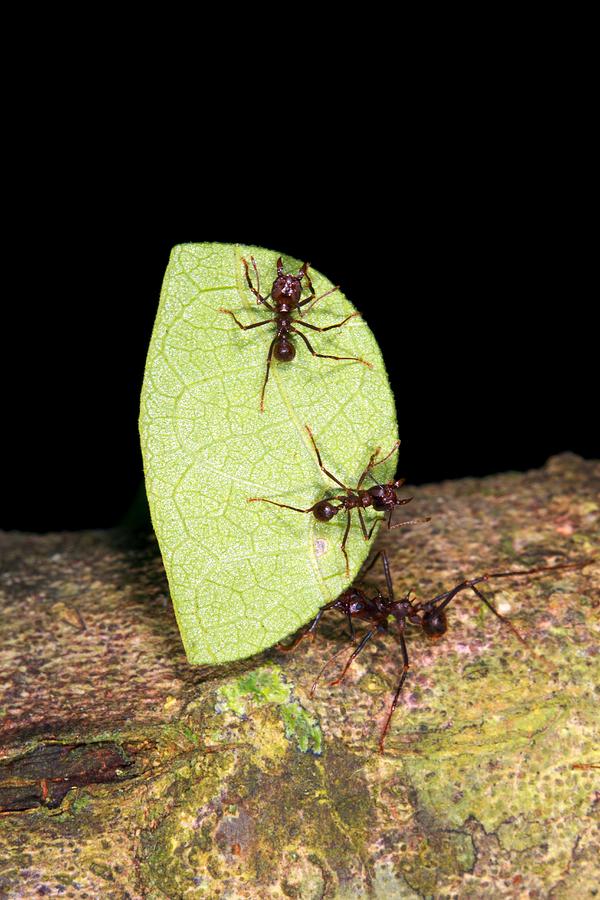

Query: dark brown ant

[278,552,590,753]
[248,426,429,576]
[219,256,372,411]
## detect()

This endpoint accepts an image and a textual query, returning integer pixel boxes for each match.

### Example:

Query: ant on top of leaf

[219,257,371,412]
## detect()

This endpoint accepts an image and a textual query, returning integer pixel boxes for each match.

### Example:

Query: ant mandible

[248,426,429,576]
[278,552,589,752]
[219,257,372,412]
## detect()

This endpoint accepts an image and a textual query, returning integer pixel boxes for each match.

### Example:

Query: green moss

[161,722,200,750]
[280,703,322,755]
[69,793,92,814]
[217,666,291,716]
[216,666,322,755]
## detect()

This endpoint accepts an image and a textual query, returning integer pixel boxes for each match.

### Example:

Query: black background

[3,149,597,533]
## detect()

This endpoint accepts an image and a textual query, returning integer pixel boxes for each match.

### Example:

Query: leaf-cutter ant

[278,551,590,752]
[219,257,372,411]
[248,426,429,576]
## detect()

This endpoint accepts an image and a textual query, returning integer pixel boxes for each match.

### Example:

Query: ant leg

[310,643,352,698]
[295,263,314,317]
[277,606,329,652]
[360,548,395,600]
[379,630,409,753]
[298,261,312,291]
[329,627,378,686]
[242,257,275,310]
[218,309,275,330]
[367,516,385,540]
[292,313,360,332]
[356,442,401,491]
[356,450,383,489]
[299,261,311,286]
[305,426,350,490]
[357,508,370,540]
[291,326,373,368]
[430,579,528,645]
[347,612,356,640]
[370,441,402,473]
[382,549,396,600]
[259,336,278,412]
[340,510,353,577]
[247,497,322,514]
[471,585,528,645]
[430,560,590,644]
[250,257,261,295]
[297,283,340,317]
[362,549,383,578]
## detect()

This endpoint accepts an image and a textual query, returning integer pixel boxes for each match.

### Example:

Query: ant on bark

[219,257,372,411]
[248,426,429,576]
[278,551,589,752]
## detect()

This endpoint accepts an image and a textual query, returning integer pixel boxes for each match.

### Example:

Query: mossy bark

[1,454,598,899]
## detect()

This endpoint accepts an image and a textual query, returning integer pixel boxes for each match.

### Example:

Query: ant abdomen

[313,500,338,522]
[274,339,296,362]
[422,609,448,637]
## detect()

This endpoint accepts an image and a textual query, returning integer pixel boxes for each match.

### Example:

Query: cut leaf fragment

[139,243,398,663]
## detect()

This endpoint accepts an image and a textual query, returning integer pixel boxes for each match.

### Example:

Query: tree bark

[1,454,598,899]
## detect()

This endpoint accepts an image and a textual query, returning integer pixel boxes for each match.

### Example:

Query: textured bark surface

[1,454,598,899]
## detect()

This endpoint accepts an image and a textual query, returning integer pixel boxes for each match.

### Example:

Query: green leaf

[139,243,398,664]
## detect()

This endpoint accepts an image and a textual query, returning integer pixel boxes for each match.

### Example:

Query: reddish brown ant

[219,256,372,411]
[248,426,429,576]
[278,552,590,753]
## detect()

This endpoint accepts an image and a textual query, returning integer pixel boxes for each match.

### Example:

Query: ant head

[337,586,369,616]
[348,594,366,615]
[272,257,304,310]
[421,606,448,638]
[367,483,396,510]
[368,481,412,512]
